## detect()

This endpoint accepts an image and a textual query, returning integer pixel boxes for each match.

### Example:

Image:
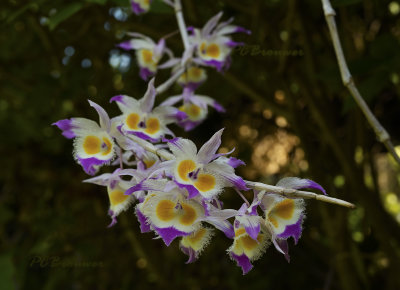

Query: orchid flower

[53,100,117,175]
[179,226,214,264]
[177,66,207,92]
[227,225,270,275]
[156,129,248,199]
[84,169,141,227]
[161,90,225,131]
[118,33,173,80]
[111,79,185,142]
[130,0,152,15]
[136,180,206,245]
[260,177,326,261]
[188,12,251,71]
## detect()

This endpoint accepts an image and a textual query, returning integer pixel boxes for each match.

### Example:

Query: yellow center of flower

[179,203,197,226]
[83,136,101,155]
[235,228,246,237]
[241,235,260,250]
[102,137,112,156]
[109,190,129,206]
[145,117,160,135]
[188,104,202,118]
[156,200,175,222]
[177,160,196,181]
[206,43,220,58]
[194,173,216,192]
[141,49,154,65]
[200,42,207,54]
[186,228,206,244]
[271,199,295,220]
[143,159,156,169]
[188,67,203,79]
[127,113,140,129]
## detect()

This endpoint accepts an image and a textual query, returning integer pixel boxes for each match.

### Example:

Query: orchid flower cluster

[53,0,331,274]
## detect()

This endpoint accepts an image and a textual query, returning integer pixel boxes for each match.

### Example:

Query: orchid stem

[174,0,190,50]
[321,0,400,165]
[234,188,250,207]
[128,135,356,209]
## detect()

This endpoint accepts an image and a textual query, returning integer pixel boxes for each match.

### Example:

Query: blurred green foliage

[1,0,400,289]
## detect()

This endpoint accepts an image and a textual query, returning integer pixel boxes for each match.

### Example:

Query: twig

[321,0,400,165]
[128,135,356,208]
[234,188,250,207]
[174,0,190,50]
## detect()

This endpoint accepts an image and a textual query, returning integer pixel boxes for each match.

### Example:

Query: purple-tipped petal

[212,101,226,113]
[53,119,75,139]
[305,179,327,195]
[273,239,290,262]
[228,157,245,168]
[226,40,244,48]
[139,67,155,81]
[180,245,197,264]
[110,95,124,104]
[235,26,251,34]
[107,210,118,228]
[131,131,158,143]
[230,253,253,275]
[131,1,147,15]
[117,40,133,50]
[154,226,189,246]
[175,182,199,199]
[77,157,105,176]
[135,208,151,233]
[245,223,260,241]
[277,215,304,244]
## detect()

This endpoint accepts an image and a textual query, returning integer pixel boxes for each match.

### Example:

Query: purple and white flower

[118,33,173,80]
[53,100,117,175]
[188,12,251,71]
[111,79,185,142]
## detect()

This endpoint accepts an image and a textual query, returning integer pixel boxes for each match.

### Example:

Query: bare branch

[321,0,400,165]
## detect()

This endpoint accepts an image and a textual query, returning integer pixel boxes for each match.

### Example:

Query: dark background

[1,0,400,289]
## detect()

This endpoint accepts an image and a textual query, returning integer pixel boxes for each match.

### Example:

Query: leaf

[47,3,84,31]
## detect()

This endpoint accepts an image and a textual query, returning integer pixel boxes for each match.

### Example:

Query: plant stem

[174,0,190,50]
[128,135,356,208]
[321,0,400,165]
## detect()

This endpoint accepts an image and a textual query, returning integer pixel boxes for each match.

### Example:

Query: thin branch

[128,135,356,209]
[174,0,190,50]
[321,0,400,165]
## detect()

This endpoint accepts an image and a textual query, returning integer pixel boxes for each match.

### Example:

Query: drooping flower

[227,225,270,275]
[159,129,248,199]
[260,177,326,261]
[84,169,142,227]
[161,90,225,131]
[188,12,251,71]
[111,79,185,142]
[118,33,173,80]
[130,0,152,15]
[53,100,117,175]
[177,66,207,92]
[179,226,214,263]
